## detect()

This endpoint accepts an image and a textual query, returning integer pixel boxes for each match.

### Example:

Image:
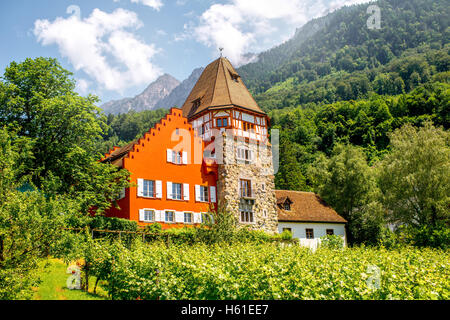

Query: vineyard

[86,240,449,300]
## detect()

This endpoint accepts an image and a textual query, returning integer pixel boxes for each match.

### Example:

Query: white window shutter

[139,209,145,222]
[167,149,173,163]
[195,185,201,202]
[175,211,184,223]
[167,182,173,199]
[155,180,162,198]
[193,212,202,224]
[183,184,190,201]
[155,210,163,222]
[182,151,188,164]
[137,179,144,197]
[210,186,216,203]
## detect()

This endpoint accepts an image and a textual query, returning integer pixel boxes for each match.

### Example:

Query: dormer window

[229,70,240,82]
[192,98,201,109]
[277,196,293,211]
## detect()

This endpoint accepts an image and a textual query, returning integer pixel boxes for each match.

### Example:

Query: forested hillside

[237,0,449,110]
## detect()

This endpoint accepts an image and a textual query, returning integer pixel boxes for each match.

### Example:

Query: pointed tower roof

[182,57,265,119]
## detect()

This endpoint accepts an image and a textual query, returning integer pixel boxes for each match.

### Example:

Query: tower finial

[219,47,224,57]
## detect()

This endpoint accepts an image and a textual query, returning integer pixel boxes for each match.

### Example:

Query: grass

[33,258,108,300]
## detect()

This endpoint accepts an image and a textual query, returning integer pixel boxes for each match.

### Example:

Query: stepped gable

[276,190,347,223]
[181,57,265,119]
[101,108,194,168]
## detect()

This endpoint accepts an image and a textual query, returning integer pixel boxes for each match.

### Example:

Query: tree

[275,134,307,191]
[0,128,69,299]
[378,122,450,230]
[0,57,130,214]
[309,144,384,244]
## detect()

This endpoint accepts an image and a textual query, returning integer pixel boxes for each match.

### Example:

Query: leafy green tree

[0,57,130,214]
[0,128,70,299]
[309,144,384,244]
[378,122,450,230]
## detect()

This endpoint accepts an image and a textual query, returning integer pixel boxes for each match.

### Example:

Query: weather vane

[219,47,224,57]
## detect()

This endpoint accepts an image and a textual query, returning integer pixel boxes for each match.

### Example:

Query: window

[172,183,183,200]
[144,210,154,222]
[184,212,193,223]
[216,117,228,128]
[200,124,206,135]
[243,121,254,132]
[237,147,252,162]
[143,180,155,198]
[282,228,292,234]
[240,211,254,223]
[240,179,252,198]
[283,202,291,211]
[165,211,174,223]
[261,183,265,191]
[199,186,209,202]
[305,228,314,239]
[326,229,334,236]
[172,150,182,164]
[239,199,254,224]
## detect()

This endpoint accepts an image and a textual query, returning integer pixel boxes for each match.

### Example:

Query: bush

[90,216,138,232]
[409,224,450,249]
[320,234,344,249]
[143,223,162,234]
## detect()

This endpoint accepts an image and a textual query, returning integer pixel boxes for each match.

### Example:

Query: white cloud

[33,8,162,93]
[113,0,164,11]
[130,0,163,11]
[190,0,372,66]
[75,78,90,95]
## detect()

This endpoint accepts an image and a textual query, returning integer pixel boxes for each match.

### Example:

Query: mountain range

[100,68,204,114]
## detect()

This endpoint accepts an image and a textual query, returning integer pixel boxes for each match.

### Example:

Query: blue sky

[0,0,370,104]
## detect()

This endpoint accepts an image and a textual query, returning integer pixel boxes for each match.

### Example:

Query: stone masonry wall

[216,131,278,234]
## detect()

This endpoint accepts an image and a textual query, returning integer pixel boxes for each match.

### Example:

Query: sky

[0,0,371,104]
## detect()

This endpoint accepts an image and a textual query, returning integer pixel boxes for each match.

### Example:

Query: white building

[276,190,347,250]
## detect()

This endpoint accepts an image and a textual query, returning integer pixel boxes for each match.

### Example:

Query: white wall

[278,222,347,250]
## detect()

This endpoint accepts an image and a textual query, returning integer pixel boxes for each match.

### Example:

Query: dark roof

[101,140,138,167]
[181,57,265,119]
[275,190,347,224]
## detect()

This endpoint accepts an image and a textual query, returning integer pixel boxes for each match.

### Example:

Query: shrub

[320,234,344,249]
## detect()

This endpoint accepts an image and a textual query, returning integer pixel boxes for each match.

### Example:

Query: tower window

[216,117,228,128]
[240,211,254,223]
[243,122,254,132]
[240,179,252,198]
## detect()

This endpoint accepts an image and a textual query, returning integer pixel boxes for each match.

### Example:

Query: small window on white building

[282,227,292,233]
[306,228,314,239]
[326,229,334,235]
